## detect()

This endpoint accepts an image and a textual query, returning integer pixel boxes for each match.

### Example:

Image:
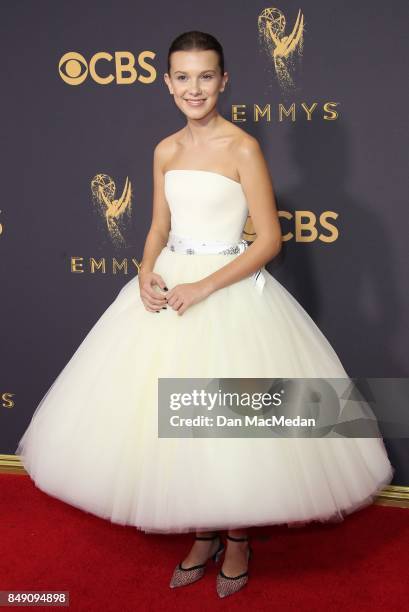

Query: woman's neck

[183,111,225,145]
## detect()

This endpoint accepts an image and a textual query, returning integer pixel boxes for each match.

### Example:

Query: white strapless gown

[16,169,394,534]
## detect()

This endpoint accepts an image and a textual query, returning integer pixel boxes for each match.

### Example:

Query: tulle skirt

[16,247,394,533]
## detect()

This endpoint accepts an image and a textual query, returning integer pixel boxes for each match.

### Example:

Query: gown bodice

[164,169,249,243]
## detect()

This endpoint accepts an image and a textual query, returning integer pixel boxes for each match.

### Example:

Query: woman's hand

[138,271,168,313]
[166,280,213,316]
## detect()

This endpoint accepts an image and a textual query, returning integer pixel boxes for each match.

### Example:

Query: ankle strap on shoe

[226,534,248,542]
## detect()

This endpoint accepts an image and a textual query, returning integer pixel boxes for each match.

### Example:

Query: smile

[184,99,206,106]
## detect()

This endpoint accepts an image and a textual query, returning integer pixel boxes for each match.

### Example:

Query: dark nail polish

[162,306,167,309]
[164,286,168,291]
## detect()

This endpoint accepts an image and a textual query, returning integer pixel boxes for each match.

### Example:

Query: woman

[16,30,394,599]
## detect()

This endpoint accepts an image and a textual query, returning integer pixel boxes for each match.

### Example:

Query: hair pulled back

[167,30,225,75]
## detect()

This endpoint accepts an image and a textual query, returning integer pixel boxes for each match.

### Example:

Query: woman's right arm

[139,141,171,274]
[138,140,171,312]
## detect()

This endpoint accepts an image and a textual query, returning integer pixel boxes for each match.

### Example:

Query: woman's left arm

[199,135,282,296]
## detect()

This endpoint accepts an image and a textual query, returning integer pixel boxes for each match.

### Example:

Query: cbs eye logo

[58,51,156,85]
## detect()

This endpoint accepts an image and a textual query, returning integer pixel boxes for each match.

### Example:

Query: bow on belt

[166,231,266,295]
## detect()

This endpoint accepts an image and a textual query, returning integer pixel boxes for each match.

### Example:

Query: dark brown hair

[167,30,225,75]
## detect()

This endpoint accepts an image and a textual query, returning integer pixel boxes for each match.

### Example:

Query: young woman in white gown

[16,30,394,598]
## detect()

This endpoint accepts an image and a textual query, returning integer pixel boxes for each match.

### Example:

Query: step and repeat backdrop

[1,1,408,486]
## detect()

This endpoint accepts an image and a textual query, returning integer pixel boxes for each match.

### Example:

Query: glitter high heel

[169,533,225,589]
[216,534,253,598]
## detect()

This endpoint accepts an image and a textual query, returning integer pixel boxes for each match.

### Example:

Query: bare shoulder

[232,128,262,160]
[220,121,263,165]
[227,126,270,186]
[153,129,184,169]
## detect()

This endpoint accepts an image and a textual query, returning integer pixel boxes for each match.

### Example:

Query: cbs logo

[58,51,156,85]
[280,211,338,242]
[245,211,339,242]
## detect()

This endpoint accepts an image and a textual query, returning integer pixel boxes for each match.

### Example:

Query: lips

[184,98,206,106]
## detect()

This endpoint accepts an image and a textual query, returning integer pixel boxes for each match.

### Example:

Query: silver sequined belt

[166,231,266,295]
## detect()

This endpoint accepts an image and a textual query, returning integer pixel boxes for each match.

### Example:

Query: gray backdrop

[1,0,408,484]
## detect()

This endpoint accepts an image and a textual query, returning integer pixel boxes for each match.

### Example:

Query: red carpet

[1,473,408,611]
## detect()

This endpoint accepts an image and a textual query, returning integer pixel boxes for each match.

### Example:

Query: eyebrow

[173,69,216,74]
